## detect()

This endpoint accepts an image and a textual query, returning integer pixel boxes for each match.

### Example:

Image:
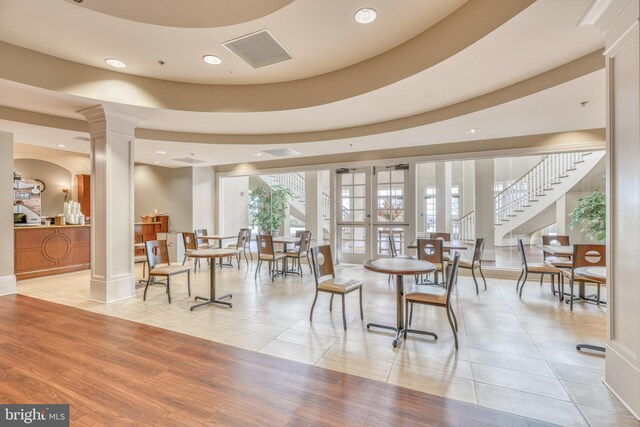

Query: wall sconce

[62,185,70,202]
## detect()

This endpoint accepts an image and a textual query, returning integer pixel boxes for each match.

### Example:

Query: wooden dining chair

[255,234,287,282]
[404,252,461,349]
[457,237,487,294]
[134,233,148,278]
[417,238,448,287]
[245,228,253,261]
[182,232,201,271]
[309,245,363,330]
[226,229,249,268]
[194,229,210,249]
[516,238,561,298]
[144,240,191,303]
[285,231,312,276]
[560,244,606,310]
[542,235,572,269]
[429,232,451,241]
[388,235,413,284]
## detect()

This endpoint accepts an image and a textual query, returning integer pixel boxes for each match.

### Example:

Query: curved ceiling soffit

[13,149,90,176]
[0,49,605,145]
[0,0,534,113]
[62,0,295,28]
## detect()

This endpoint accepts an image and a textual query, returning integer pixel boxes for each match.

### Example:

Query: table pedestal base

[367,323,438,347]
[191,294,232,310]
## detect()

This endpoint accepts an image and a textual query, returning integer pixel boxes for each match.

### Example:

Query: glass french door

[336,165,412,263]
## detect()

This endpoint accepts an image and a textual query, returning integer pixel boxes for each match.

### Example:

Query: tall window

[424,187,436,233]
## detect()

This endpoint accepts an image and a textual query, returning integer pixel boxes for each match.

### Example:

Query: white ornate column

[581,0,640,419]
[0,131,16,295]
[78,105,141,303]
[474,159,495,260]
[435,161,452,232]
[304,171,325,246]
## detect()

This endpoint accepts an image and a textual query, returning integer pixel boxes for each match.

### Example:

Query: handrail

[494,155,549,198]
[452,210,475,242]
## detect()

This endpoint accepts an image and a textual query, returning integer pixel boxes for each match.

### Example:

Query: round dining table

[189,248,237,311]
[574,266,607,355]
[363,258,435,347]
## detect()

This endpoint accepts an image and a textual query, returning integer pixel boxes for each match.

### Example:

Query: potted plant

[249,185,293,235]
[569,190,606,242]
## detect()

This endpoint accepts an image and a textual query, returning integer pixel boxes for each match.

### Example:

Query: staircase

[252,173,331,238]
[452,151,606,245]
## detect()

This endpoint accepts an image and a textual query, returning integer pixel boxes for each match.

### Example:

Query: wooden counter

[15,225,91,280]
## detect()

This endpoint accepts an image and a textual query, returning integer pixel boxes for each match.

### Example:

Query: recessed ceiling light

[252,153,264,156]
[202,55,222,65]
[57,144,66,148]
[355,8,377,24]
[155,150,167,154]
[105,58,126,69]
[465,128,480,134]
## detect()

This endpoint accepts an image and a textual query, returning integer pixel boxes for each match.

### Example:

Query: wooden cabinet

[15,225,91,280]
[155,214,169,233]
[76,174,90,217]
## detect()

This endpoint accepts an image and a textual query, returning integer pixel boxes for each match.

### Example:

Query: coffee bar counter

[14,224,91,280]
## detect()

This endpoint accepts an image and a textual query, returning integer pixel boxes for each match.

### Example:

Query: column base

[0,275,17,296]
[90,274,136,303]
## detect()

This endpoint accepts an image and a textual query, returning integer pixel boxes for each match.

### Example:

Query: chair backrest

[388,235,399,258]
[182,232,198,251]
[472,237,486,263]
[542,235,570,260]
[445,252,461,304]
[145,240,170,270]
[256,234,275,256]
[516,238,528,269]
[298,231,311,254]
[572,244,606,270]
[242,228,252,248]
[235,229,248,249]
[430,232,451,242]
[310,245,335,285]
[417,238,444,265]
[194,229,208,247]
[295,230,305,237]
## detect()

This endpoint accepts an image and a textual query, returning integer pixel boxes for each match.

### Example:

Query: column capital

[77,104,144,129]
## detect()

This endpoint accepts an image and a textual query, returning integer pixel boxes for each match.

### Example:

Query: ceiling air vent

[261,148,300,157]
[172,157,207,164]
[223,30,292,68]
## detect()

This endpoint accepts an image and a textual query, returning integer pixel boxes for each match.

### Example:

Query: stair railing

[452,211,475,242]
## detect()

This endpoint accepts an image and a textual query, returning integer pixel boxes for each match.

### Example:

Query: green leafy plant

[569,190,606,241]
[249,185,293,233]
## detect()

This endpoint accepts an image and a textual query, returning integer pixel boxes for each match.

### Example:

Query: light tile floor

[16,261,639,427]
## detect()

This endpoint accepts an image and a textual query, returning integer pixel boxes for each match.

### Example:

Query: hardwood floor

[0,295,548,426]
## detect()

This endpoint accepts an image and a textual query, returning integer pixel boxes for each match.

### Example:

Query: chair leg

[471,268,479,295]
[236,253,241,270]
[359,288,364,320]
[187,270,191,297]
[182,256,186,266]
[434,270,439,286]
[446,305,458,350]
[341,295,347,331]
[409,303,414,326]
[167,276,171,304]
[540,274,544,286]
[310,289,319,322]
[519,271,528,298]
[516,269,524,291]
[450,305,458,332]
[479,263,487,290]
[597,283,601,305]
[244,249,249,267]
[329,294,334,312]
[551,274,555,295]
[143,276,152,301]
[254,260,261,279]
[404,300,409,339]
[307,252,313,273]
[570,280,574,311]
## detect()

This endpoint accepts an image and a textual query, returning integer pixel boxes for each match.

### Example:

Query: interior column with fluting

[79,105,141,303]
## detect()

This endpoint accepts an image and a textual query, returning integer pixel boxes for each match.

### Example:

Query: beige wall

[220,176,249,235]
[13,159,72,217]
[0,132,16,295]
[192,166,215,233]
[134,164,193,233]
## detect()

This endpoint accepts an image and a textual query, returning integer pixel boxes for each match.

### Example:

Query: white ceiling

[0,0,465,84]
[0,0,606,169]
[3,69,605,167]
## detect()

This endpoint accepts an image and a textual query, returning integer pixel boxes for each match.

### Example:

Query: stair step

[529,199,539,202]
[575,160,585,163]
[567,168,577,171]
[551,182,561,185]
[559,175,569,178]
[515,210,524,212]
[494,223,503,226]
[508,214,517,217]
